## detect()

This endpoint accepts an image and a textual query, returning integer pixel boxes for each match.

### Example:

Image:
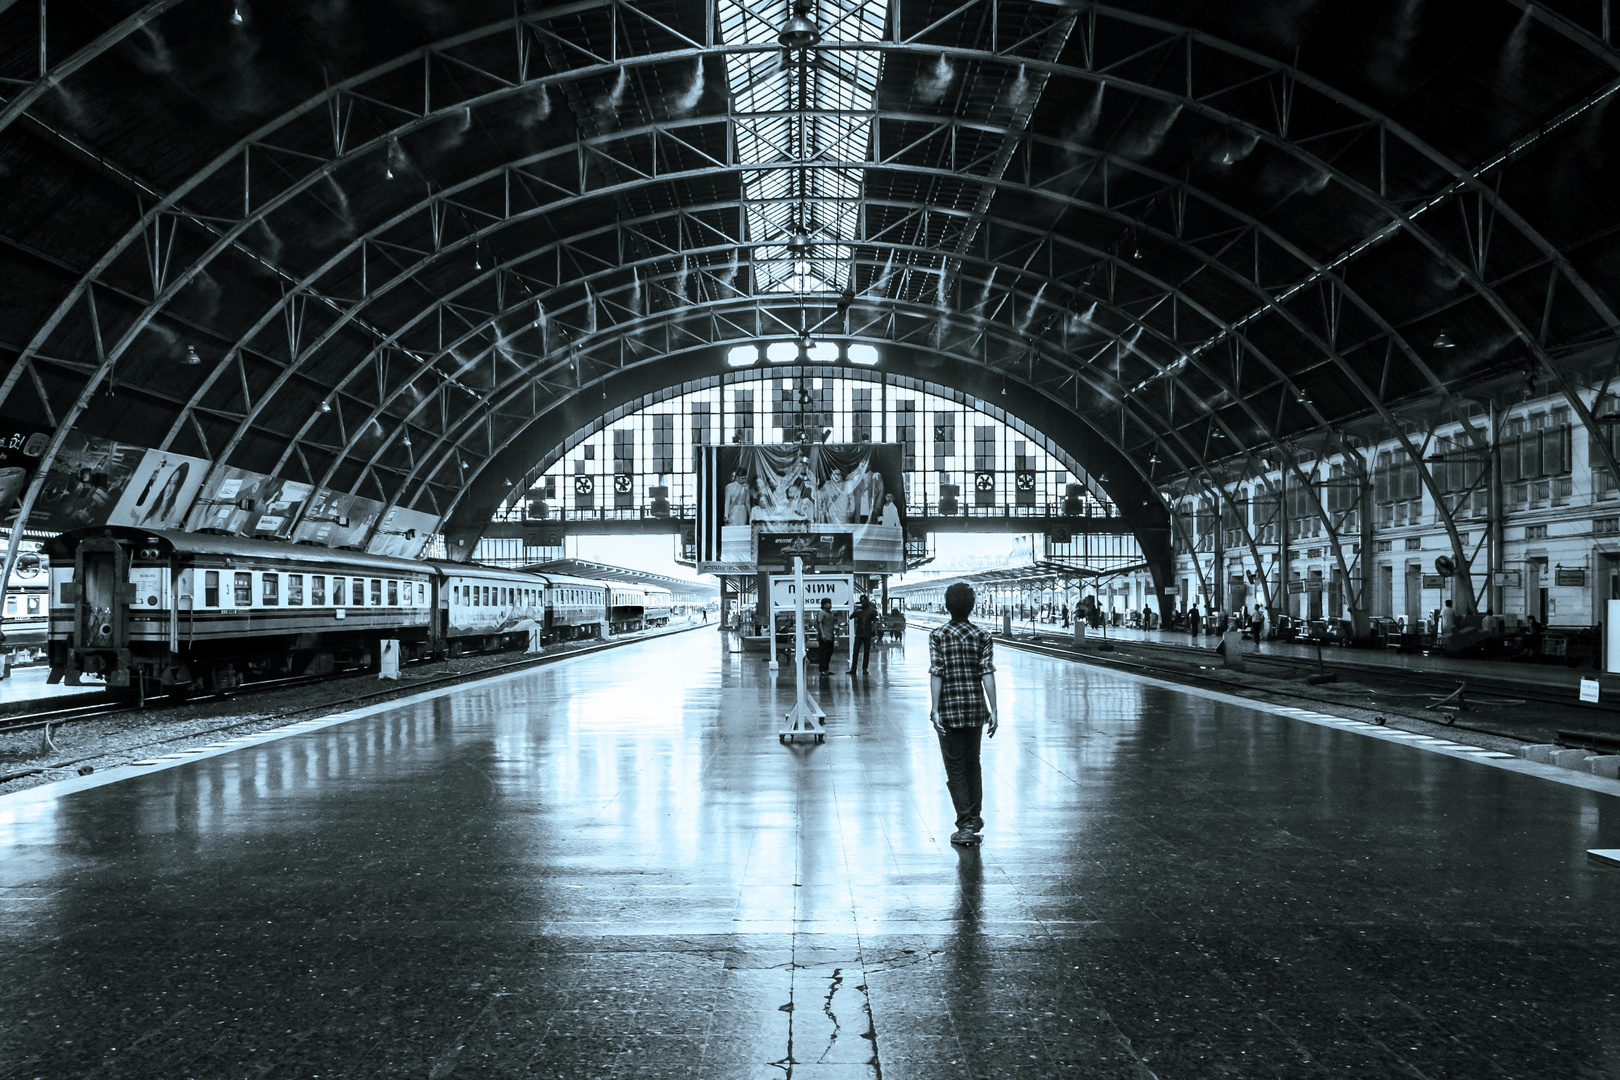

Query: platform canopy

[523,558,719,600]
[2,1,1619,585]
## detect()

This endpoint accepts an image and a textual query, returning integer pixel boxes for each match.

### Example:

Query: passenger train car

[45,527,678,696]
[3,546,50,666]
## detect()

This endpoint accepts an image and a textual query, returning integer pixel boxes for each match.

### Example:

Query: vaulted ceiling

[2,0,1619,567]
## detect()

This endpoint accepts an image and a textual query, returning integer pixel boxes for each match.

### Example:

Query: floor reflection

[3,628,1620,1078]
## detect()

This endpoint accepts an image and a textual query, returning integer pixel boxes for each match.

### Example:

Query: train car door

[432,575,448,654]
[70,537,134,685]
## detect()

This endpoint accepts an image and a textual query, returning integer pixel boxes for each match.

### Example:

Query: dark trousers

[851,635,872,671]
[817,638,835,673]
[936,725,984,830]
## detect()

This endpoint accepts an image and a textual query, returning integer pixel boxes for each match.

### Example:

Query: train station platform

[4,628,1619,1078]
[926,613,1605,695]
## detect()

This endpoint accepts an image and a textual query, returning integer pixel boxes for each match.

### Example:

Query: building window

[852,388,873,442]
[1526,524,1548,540]
[1596,518,1620,536]
[1405,537,1422,550]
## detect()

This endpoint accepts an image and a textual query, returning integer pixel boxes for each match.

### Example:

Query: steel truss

[3,0,1620,603]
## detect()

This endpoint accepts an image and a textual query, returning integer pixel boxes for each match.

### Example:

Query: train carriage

[642,586,673,628]
[429,561,549,656]
[2,547,50,666]
[607,585,648,635]
[46,527,434,695]
[537,574,608,641]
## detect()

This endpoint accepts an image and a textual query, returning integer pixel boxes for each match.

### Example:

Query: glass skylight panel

[719,0,888,295]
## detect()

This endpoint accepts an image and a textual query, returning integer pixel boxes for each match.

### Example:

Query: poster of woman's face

[106,449,210,529]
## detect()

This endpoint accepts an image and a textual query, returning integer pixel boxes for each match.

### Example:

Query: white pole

[768,585,779,671]
[793,556,808,710]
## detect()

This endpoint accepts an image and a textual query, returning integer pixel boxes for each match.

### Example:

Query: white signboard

[128,567,164,608]
[1581,677,1601,704]
[770,574,855,610]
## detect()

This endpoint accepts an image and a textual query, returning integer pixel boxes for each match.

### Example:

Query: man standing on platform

[928,583,998,847]
[815,597,836,676]
[849,595,878,674]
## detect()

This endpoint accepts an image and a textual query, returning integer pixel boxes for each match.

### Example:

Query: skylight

[718,0,888,294]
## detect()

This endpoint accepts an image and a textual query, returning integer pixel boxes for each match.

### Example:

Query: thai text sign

[770,574,855,610]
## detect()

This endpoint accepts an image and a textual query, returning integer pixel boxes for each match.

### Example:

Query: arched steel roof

[3,0,1619,589]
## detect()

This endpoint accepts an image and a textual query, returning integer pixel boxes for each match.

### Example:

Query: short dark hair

[945,582,976,620]
[820,597,832,608]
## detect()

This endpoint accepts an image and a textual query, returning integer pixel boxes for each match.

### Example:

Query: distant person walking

[929,583,999,847]
[815,597,836,676]
[850,595,879,674]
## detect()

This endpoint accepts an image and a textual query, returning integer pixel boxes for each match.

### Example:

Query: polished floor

[4,629,1620,1078]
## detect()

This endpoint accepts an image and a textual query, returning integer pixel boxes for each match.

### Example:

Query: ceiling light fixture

[777,0,822,49]
[787,230,813,254]
[319,399,331,413]
[230,6,244,25]
[1433,330,1455,348]
[184,345,201,366]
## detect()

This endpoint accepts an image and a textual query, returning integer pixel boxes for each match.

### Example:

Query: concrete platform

[0,665,102,705]
[964,615,1606,693]
[4,629,1620,1077]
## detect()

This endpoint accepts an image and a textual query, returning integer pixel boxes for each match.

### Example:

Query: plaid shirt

[928,619,995,728]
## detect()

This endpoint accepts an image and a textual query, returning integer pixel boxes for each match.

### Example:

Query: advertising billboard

[698,443,906,574]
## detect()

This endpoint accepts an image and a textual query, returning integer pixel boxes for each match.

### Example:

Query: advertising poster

[698,443,906,574]
[292,489,385,549]
[30,431,149,533]
[105,449,211,530]
[249,478,313,539]
[0,417,53,529]
[367,506,440,558]
[184,465,281,534]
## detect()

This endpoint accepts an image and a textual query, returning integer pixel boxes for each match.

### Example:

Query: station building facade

[1117,386,1620,633]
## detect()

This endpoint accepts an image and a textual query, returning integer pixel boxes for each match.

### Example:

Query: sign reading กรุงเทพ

[769,574,855,610]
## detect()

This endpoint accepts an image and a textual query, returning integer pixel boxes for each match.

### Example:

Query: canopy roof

[2,0,1619,577]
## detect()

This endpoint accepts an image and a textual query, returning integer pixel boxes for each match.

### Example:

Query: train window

[461,584,470,605]
[387,580,398,606]
[204,571,219,607]
[3,597,13,615]
[352,578,365,606]
[234,572,252,606]
[288,575,304,606]
[312,576,326,605]
[417,583,426,605]
[482,585,490,606]
[332,577,346,606]
[26,596,40,616]
[262,574,279,605]
[369,579,381,605]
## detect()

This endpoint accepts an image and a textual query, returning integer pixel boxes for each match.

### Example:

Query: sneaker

[950,828,980,846]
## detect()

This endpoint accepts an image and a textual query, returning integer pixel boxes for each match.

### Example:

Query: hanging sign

[1492,569,1523,588]
[1422,574,1444,588]
[769,573,854,610]
[1556,567,1588,587]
